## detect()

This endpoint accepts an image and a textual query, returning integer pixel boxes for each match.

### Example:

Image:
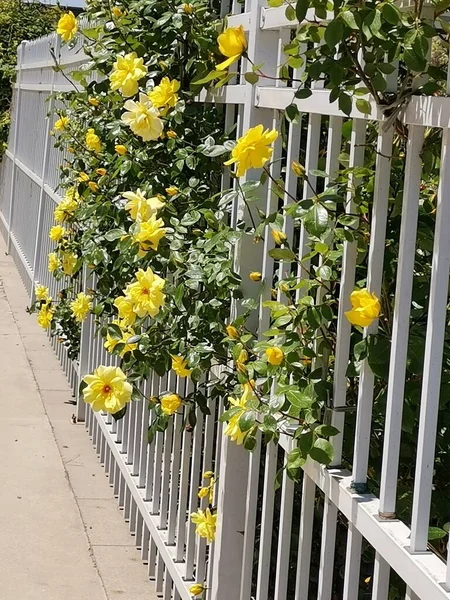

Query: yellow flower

[160,393,182,416]
[37,302,54,329]
[217,25,247,70]
[191,508,216,543]
[115,144,127,155]
[249,271,262,281]
[345,289,381,328]
[224,381,257,445]
[123,189,164,222]
[83,365,132,414]
[88,97,100,106]
[266,346,284,366]
[62,252,78,276]
[271,229,287,245]
[121,93,164,141]
[236,348,248,373]
[224,125,278,177]
[133,215,166,255]
[78,171,90,182]
[49,225,66,242]
[111,6,123,17]
[125,267,166,318]
[184,3,193,14]
[203,471,214,480]
[54,195,78,223]
[86,128,101,153]
[48,252,59,273]
[70,292,92,322]
[88,181,99,193]
[198,487,209,499]
[166,130,177,139]
[148,77,180,114]
[54,116,69,131]
[292,161,305,178]
[165,186,178,196]
[114,295,136,326]
[35,284,49,301]
[104,322,138,357]
[226,324,239,339]
[57,11,78,42]
[96,168,107,177]
[68,146,74,153]
[171,355,192,378]
[110,52,147,97]
[189,584,205,598]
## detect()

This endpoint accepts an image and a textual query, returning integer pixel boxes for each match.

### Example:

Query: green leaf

[191,70,227,85]
[243,434,257,451]
[325,19,344,48]
[295,0,310,23]
[287,389,315,409]
[341,10,358,29]
[268,0,284,6]
[245,72,259,85]
[286,103,300,123]
[112,405,127,421]
[202,145,228,157]
[338,92,352,116]
[239,410,256,432]
[404,48,427,73]
[269,248,296,262]
[295,87,312,100]
[314,424,339,437]
[303,203,329,236]
[285,3,296,20]
[428,526,447,541]
[356,98,371,115]
[104,228,126,241]
[381,3,400,25]
[309,438,334,465]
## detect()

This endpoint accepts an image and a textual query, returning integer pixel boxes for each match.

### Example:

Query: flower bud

[249,271,262,281]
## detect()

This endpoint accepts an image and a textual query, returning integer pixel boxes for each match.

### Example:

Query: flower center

[141,287,149,295]
[103,384,111,394]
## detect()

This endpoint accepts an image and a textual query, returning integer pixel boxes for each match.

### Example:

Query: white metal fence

[2,2,450,599]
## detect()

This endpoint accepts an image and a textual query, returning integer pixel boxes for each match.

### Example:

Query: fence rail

[2,2,450,600]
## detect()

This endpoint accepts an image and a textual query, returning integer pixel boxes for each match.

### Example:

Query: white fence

[2,2,450,599]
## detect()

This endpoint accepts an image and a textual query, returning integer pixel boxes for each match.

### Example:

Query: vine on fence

[28,0,450,568]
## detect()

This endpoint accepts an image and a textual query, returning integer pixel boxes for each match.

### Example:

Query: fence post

[6,41,25,254]
[30,34,60,304]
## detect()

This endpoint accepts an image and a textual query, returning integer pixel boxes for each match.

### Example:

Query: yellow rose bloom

[115,144,127,155]
[104,322,138,357]
[37,302,54,329]
[271,229,287,245]
[111,6,123,17]
[88,181,99,193]
[165,185,179,196]
[48,252,59,273]
[96,168,107,177]
[109,52,147,97]
[266,346,284,366]
[83,365,132,414]
[114,295,137,326]
[125,267,166,318]
[57,11,78,42]
[54,196,78,223]
[148,77,180,113]
[292,160,305,178]
[62,252,78,276]
[217,25,247,70]
[249,271,262,281]
[86,128,101,153]
[35,284,49,301]
[345,288,381,328]
[160,393,182,416]
[203,471,214,480]
[166,130,177,139]
[191,508,216,543]
[184,3,194,14]
[121,93,164,141]
[49,225,66,242]
[224,381,257,445]
[78,171,90,182]
[226,324,239,339]
[171,355,192,378]
[88,97,100,107]
[122,189,164,222]
[54,116,69,131]
[198,487,209,499]
[133,215,166,255]
[225,125,278,177]
[70,292,92,322]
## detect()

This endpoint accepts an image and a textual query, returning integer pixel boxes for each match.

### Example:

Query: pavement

[0,236,157,599]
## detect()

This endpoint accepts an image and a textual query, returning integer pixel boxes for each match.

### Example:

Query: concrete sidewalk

[0,239,157,599]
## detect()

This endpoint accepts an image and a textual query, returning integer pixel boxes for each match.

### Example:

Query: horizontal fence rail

[2,2,450,600]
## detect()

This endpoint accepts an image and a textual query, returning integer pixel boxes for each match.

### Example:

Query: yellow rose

[54,116,69,131]
[217,25,247,70]
[191,508,216,542]
[54,195,78,223]
[133,215,166,255]
[78,171,90,182]
[345,288,381,328]
[70,292,92,322]
[160,393,182,415]
[114,295,137,326]
[249,271,262,281]
[198,487,209,499]
[35,284,49,301]
[49,225,66,242]
[96,168,107,177]
[266,347,284,366]
[88,181,99,193]
[184,3,193,14]
[226,324,239,339]
[271,229,287,245]
[125,267,166,318]
[62,252,78,276]
[122,189,164,222]
[104,322,138,357]
[171,355,192,378]
[48,252,59,273]
[203,471,214,480]
[148,77,180,113]
[115,144,127,155]
[88,97,100,106]
[111,6,123,17]
[121,93,164,141]
[166,130,177,139]
[37,302,54,329]
[57,11,77,42]
[86,128,101,153]
[224,125,278,177]
[83,365,132,414]
[292,161,305,178]
[110,52,147,97]
[165,186,178,196]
